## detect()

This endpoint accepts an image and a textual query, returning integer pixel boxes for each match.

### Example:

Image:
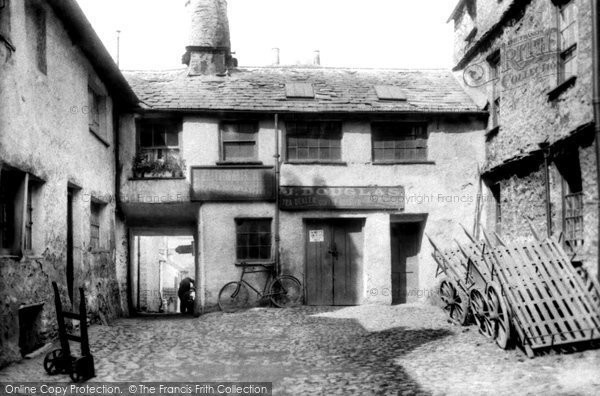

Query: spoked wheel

[218,281,251,313]
[486,282,511,349]
[470,288,495,339]
[438,278,469,325]
[43,349,64,375]
[269,275,302,308]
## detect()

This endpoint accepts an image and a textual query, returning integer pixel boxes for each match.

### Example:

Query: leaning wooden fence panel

[487,239,600,357]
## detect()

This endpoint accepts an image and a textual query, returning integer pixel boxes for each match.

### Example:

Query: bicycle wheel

[218,281,251,313]
[269,275,302,308]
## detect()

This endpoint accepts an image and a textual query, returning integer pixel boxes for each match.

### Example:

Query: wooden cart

[429,228,513,349]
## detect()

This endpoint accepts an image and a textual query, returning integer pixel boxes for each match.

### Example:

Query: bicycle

[218,262,302,313]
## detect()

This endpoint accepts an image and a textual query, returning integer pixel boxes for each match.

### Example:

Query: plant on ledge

[131,151,186,178]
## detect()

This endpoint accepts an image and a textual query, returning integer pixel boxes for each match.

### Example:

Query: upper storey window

[558,0,578,82]
[220,122,259,163]
[371,122,428,163]
[139,119,180,161]
[286,122,342,163]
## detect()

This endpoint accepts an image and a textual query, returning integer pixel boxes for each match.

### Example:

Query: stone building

[0,0,136,366]
[449,0,600,279]
[120,0,487,312]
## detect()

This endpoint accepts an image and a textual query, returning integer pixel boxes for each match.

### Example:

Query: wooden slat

[491,239,600,350]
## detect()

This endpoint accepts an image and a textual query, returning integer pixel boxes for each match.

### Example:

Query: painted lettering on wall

[280,186,405,211]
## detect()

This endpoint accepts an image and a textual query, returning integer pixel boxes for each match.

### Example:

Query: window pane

[166,131,178,146]
[154,130,166,147]
[224,142,256,161]
[140,130,153,147]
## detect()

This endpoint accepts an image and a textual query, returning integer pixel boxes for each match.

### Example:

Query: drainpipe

[592,0,600,280]
[539,142,552,238]
[274,114,281,275]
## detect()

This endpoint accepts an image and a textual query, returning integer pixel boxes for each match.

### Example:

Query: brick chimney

[182,0,234,75]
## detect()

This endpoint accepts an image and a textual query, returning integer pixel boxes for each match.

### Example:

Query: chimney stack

[182,0,233,75]
[313,50,321,66]
[272,48,280,66]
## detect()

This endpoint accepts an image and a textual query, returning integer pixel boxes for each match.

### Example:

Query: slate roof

[123,66,481,114]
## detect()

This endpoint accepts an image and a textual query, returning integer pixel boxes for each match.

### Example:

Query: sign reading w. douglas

[279,186,405,211]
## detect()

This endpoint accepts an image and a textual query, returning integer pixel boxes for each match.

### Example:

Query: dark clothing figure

[178,277,195,314]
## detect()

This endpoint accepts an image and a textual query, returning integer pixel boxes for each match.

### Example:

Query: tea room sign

[279,186,405,211]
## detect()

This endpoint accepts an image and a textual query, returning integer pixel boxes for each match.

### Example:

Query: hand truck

[43,282,95,382]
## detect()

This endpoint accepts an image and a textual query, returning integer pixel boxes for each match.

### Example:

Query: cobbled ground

[1,304,599,395]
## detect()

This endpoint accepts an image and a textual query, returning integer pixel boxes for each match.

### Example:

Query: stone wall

[452,0,598,277]
[0,0,125,367]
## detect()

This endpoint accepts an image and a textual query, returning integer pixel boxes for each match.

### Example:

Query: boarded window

[220,122,258,162]
[556,148,583,248]
[371,123,428,162]
[90,201,102,249]
[139,119,180,160]
[235,218,272,261]
[286,122,342,162]
[558,0,577,82]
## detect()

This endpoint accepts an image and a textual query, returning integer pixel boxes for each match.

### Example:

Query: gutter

[592,0,600,281]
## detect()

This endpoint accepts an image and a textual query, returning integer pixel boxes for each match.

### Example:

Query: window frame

[557,0,578,84]
[0,167,43,256]
[218,121,259,163]
[285,121,343,163]
[370,122,429,164]
[87,83,109,144]
[234,218,273,262]
[487,50,501,131]
[89,201,103,250]
[138,118,181,161]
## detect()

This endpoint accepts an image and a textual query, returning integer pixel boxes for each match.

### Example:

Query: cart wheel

[439,278,469,325]
[470,288,495,339]
[43,349,64,375]
[486,282,511,349]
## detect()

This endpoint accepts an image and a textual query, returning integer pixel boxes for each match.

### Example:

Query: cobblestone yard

[1,304,599,395]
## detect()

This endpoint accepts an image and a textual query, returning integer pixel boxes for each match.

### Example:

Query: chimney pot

[272,48,280,66]
[313,50,321,66]
[184,0,233,75]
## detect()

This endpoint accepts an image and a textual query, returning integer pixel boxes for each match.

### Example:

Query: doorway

[305,219,364,306]
[131,235,195,314]
[390,219,425,304]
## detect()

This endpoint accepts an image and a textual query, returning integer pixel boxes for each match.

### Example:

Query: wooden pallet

[485,238,600,356]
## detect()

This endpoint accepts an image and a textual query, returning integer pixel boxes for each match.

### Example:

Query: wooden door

[305,220,363,306]
[391,222,420,304]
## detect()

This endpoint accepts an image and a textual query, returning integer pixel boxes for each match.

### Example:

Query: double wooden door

[305,219,364,306]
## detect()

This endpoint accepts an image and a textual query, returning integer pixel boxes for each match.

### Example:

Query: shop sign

[191,166,275,201]
[280,186,404,211]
